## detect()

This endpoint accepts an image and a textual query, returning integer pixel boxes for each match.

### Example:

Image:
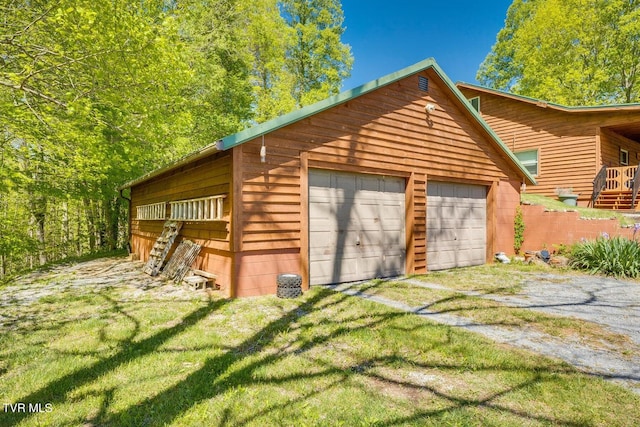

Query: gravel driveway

[330,272,640,394]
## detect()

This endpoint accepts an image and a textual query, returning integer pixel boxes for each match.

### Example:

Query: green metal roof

[120,58,536,190]
[220,57,439,150]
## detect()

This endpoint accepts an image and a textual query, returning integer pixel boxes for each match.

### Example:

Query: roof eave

[438,73,536,184]
[117,140,224,190]
[457,82,640,113]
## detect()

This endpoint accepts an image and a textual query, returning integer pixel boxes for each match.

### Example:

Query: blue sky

[340,1,514,90]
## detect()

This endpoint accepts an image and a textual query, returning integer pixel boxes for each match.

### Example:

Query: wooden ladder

[143,221,183,276]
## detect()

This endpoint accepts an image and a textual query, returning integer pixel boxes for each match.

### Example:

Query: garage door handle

[356,236,361,245]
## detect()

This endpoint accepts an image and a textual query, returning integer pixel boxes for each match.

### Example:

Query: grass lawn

[521,193,634,225]
[1,257,639,426]
[348,266,637,356]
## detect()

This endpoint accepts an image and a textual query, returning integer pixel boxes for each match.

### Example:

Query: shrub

[570,236,640,278]
[514,206,525,254]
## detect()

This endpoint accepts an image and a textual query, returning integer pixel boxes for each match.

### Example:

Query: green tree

[280,0,353,107]
[1,0,193,266]
[243,0,297,122]
[0,0,354,275]
[176,0,255,144]
[478,0,640,105]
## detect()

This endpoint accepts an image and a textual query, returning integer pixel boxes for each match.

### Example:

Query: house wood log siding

[130,154,234,287]
[127,61,531,298]
[459,85,640,206]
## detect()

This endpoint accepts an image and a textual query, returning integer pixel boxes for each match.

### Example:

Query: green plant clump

[514,206,525,254]
[570,236,640,278]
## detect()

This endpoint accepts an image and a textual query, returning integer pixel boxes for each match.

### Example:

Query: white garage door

[309,170,406,285]
[427,182,487,270]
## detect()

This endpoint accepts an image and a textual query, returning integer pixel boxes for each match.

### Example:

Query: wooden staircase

[592,165,640,211]
[143,221,183,276]
[594,190,636,210]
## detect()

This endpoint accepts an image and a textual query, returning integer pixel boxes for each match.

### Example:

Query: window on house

[169,195,226,221]
[620,148,629,166]
[469,96,480,112]
[136,202,167,220]
[514,149,539,176]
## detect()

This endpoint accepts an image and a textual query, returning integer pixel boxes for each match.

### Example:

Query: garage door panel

[427,182,487,271]
[311,258,360,284]
[309,170,406,285]
[334,174,357,196]
[383,179,405,193]
[310,229,360,251]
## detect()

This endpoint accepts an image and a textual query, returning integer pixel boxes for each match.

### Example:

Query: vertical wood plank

[486,181,497,263]
[413,173,427,273]
[405,173,415,274]
[230,146,244,298]
[300,152,310,290]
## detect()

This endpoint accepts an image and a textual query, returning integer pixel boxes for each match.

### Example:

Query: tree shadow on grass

[2,296,228,427]
[4,285,623,426]
[98,289,589,426]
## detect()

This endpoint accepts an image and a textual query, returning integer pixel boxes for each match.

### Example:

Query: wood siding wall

[130,153,234,291]
[234,69,525,295]
[460,87,640,205]
[600,128,640,169]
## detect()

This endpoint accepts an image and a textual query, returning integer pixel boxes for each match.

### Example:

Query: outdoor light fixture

[260,135,266,163]
[425,103,436,113]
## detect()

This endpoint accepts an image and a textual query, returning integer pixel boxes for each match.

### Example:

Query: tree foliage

[0,0,352,277]
[281,0,353,107]
[478,0,640,105]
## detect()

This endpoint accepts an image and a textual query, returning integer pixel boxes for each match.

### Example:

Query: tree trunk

[30,197,47,266]
[62,200,69,258]
[84,198,96,252]
[77,203,82,256]
[104,196,120,251]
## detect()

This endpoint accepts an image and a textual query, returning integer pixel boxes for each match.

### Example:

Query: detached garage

[120,58,535,298]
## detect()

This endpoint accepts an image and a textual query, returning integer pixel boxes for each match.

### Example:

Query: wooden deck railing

[603,165,637,192]
[593,165,640,210]
[591,165,608,205]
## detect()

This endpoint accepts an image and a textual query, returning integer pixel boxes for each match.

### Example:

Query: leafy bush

[514,206,525,254]
[570,236,640,278]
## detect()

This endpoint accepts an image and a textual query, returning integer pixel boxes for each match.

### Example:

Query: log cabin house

[458,83,640,210]
[120,58,535,297]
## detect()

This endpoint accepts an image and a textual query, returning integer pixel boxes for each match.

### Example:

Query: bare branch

[0,79,67,108]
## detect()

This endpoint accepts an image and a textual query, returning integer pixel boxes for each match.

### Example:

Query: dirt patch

[0,256,208,330]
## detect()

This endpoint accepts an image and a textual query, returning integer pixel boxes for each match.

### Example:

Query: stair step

[595,190,638,211]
